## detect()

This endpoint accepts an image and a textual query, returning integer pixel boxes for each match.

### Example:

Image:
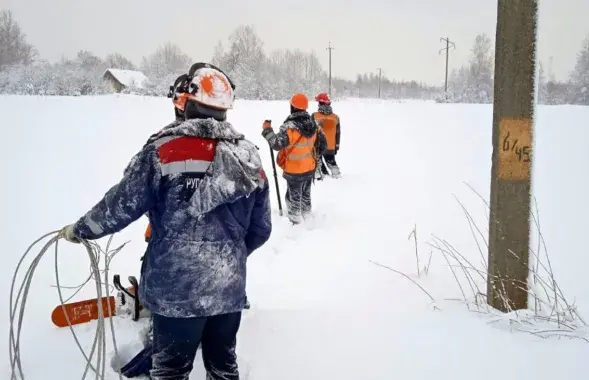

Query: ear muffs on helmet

[169,74,190,114]
[168,74,188,98]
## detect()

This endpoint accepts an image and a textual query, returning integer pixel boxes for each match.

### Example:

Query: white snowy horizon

[1,0,588,84]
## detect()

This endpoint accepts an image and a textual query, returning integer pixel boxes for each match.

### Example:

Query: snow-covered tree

[0,58,111,96]
[469,35,493,83]
[105,53,136,70]
[211,41,225,68]
[569,36,589,105]
[537,60,547,104]
[141,42,192,80]
[0,10,37,70]
[445,33,494,103]
[222,25,266,99]
[76,50,103,70]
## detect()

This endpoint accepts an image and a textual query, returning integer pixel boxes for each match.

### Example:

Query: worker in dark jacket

[60,63,272,380]
[262,93,327,224]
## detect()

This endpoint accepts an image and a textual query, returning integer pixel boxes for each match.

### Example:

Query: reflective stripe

[160,159,211,176]
[85,216,103,235]
[287,152,313,161]
[293,140,315,148]
[283,128,317,174]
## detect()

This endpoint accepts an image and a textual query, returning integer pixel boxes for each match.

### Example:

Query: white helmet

[186,63,235,110]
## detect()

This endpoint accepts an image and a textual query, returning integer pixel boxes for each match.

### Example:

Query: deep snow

[1,95,589,379]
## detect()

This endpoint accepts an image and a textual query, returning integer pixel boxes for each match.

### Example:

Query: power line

[377,68,382,98]
[439,37,456,95]
[326,42,334,96]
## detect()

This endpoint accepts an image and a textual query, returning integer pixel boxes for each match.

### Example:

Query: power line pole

[487,0,537,312]
[439,37,455,95]
[327,42,334,96]
[377,68,382,98]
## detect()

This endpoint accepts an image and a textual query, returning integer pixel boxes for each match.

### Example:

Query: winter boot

[328,164,341,178]
[315,164,324,180]
[289,214,303,225]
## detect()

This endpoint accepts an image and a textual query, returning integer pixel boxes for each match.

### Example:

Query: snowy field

[1,94,589,379]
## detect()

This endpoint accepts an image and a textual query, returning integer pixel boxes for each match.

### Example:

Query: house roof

[104,69,148,88]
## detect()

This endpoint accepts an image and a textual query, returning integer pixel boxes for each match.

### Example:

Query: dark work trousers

[150,312,242,380]
[322,154,338,171]
[285,178,313,223]
[320,155,330,175]
[322,153,340,176]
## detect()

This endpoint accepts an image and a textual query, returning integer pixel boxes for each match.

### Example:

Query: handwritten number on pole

[502,131,530,162]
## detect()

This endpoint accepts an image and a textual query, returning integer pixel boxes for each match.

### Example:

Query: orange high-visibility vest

[277,128,317,175]
[313,112,338,151]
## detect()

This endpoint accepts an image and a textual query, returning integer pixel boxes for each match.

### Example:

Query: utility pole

[326,42,334,96]
[487,0,537,312]
[377,68,382,98]
[439,37,455,95]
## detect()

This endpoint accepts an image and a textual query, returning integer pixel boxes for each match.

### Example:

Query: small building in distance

[103,69,148,93]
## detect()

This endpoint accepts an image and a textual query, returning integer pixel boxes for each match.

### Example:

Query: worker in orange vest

[312,92,341,179]
[262,93,327,224]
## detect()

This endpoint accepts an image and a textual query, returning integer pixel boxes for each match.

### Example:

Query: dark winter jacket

[263,111,327,181]
[73,118,272,318]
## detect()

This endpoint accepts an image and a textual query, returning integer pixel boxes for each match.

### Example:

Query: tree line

[443,33,589,105]
[1,8,588,105]
[0,9,437,100]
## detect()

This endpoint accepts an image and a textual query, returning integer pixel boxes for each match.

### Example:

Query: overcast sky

[2,0,588,85]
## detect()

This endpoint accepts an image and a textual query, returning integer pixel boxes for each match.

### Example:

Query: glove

[60,224,81,244]
[262,120,273,139]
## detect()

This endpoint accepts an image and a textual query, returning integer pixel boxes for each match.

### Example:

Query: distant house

[103,69,148,93]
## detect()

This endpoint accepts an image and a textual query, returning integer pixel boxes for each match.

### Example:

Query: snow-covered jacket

[263,111,328,181]
[73,118,272,318]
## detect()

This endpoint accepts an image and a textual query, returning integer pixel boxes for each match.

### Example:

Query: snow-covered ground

[1,95,588,379]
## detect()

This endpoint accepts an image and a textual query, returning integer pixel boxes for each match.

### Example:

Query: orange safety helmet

[290,93,309,111]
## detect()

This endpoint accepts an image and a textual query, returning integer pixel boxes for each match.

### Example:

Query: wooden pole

[487,0,538,312]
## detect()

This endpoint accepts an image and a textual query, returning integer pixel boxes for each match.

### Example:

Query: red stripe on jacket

[157,136,217,164]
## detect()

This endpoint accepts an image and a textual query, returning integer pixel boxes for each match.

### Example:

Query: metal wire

[9,230,125,380]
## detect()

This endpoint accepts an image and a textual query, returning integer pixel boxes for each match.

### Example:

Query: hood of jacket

[147,117,245,143]
[282,111,317,138]
[318,104,333,115]
[149,118,264,217]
